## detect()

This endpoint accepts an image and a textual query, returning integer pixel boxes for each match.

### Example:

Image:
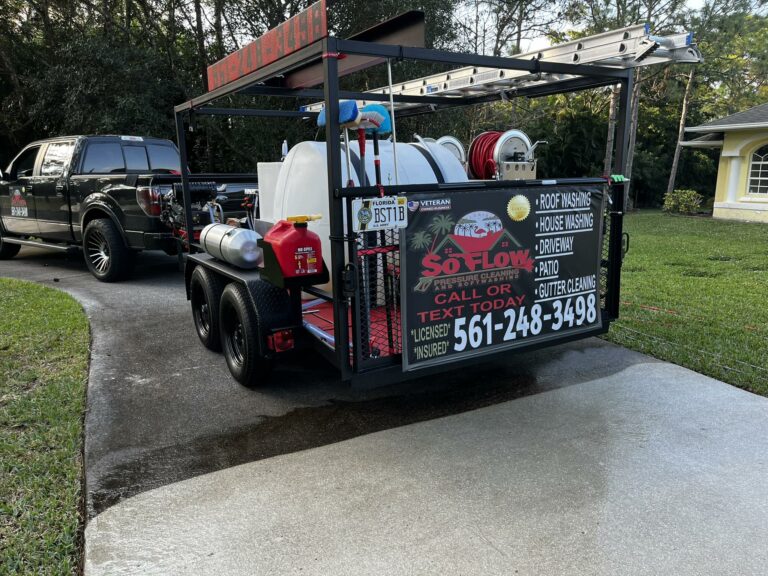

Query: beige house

[683,103,768,222]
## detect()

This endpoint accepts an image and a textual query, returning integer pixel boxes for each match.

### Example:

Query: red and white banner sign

[206,0,327,91]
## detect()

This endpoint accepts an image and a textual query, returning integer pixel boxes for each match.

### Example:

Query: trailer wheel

[220,283,273,386]
[190,266,225,351]
[0,230,20,259]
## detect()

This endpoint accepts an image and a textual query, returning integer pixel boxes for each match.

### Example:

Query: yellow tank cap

[287,214,322,223]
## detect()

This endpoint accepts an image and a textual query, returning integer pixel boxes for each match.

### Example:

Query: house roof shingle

[686,103,768,133]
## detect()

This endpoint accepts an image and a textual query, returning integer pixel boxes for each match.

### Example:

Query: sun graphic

[507,194,531,222]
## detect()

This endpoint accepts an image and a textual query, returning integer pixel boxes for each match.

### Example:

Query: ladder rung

[300,25,700,113]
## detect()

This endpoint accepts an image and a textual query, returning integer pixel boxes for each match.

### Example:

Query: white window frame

[747,143,768,196]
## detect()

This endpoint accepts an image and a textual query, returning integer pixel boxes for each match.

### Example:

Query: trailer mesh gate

[354,226,403,367]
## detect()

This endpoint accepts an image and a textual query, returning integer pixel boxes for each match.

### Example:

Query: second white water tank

[271,139,468,288]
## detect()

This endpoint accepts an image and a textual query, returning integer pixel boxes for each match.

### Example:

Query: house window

[748,144,768,194]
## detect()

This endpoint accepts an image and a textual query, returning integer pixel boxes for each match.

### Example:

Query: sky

[522,0,707,52]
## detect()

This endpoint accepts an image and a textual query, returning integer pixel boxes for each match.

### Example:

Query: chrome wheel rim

[86,230,110,274]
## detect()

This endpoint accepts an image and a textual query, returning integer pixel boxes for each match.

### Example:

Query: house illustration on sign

[682,102,768,223]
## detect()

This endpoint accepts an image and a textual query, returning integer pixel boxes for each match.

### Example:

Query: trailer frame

[175,32,634,387]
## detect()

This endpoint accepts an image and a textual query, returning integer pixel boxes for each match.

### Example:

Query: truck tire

[0,230,20,259]
[219,282,273,386]
[190,266,225,352]
[83,218,133,282]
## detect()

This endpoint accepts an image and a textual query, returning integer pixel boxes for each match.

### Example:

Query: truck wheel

[220,283,273,386]
[0,231,20,259]
[83,218,133,282]
[190,266,224,352]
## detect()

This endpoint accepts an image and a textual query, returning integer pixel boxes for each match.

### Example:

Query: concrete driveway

[4,247,767,575]
[85,360,768,576]
[0,247,646,518]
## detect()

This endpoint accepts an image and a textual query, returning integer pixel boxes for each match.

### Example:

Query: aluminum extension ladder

[301,24,702,113]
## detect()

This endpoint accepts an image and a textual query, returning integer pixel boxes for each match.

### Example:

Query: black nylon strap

[409,143,445,184]
[341,143,365,186]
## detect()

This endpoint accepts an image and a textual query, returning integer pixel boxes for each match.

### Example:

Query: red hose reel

[468,131,504,179]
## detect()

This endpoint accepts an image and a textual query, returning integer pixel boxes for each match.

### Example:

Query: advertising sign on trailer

[401,185,605,370]
[206,0,327,91]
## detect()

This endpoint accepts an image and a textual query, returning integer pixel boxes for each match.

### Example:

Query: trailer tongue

[177,2,701,387]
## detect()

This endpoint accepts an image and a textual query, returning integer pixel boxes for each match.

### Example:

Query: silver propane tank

[200,223,263,269]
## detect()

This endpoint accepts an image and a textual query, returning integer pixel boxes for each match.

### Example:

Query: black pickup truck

[0,135,256,281]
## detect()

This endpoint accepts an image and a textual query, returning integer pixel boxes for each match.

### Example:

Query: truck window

[41,141,75,177]
[82,142,126,174]
[12,146,41,179]
[123,145,150,172]
[146,144,181,173]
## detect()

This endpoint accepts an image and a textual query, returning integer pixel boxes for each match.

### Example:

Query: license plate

[352,196,408,232]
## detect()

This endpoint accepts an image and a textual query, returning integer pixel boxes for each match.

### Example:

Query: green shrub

[663,188,704,214]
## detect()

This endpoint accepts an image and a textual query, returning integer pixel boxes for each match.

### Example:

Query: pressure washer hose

[468,131,503,180]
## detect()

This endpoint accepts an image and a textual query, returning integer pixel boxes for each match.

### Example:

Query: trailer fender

[242,278,294,345]
[184,259,198,300]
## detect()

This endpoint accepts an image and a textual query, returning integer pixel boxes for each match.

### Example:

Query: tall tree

[193,0,208,92]
[667,1,768,194]
[570,0,687,206]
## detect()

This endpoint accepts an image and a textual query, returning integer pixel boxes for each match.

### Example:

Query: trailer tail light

[267,329,294,353]
[136,186,163,216]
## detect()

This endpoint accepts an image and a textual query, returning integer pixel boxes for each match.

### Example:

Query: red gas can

[264,217,323,278]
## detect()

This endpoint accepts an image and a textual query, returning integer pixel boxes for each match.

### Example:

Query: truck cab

[0,135,255,281]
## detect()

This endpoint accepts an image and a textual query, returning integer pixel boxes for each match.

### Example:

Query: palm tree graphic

[410,230,432,251]
[428,214,455,252]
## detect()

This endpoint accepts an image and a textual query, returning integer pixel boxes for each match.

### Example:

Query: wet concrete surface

[85,361,768,576]
[0,247,655,518]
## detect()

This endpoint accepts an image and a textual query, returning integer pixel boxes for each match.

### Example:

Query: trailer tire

[220,282,273,386]
[83,218,133,282]
[0,230,20,259]
[190,266,225,352]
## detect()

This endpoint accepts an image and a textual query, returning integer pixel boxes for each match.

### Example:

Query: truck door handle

[55,183,66,197]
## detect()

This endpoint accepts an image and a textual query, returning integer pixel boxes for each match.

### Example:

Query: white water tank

[256,162,282,221]
[271,139,468,289]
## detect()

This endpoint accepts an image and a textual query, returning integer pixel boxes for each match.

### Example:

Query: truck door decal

[10,187,28,217]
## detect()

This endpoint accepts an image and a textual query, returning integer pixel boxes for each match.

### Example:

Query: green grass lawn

[0,279,89,575]
[604,211,768,396]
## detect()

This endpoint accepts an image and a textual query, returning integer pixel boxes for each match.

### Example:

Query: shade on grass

[0,279,89,575]
[604,211,768,396]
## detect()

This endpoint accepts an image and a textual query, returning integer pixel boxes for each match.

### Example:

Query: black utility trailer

[173,4,691,388]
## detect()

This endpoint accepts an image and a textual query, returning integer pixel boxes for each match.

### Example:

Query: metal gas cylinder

[200,223,263,269]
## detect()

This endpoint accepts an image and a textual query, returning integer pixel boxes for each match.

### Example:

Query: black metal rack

[174,34,632,385]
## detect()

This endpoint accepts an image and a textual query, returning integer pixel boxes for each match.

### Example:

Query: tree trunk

[167,0,176,72]
[666,68,695,195]
[214,0,224,60]
[168,0,175,41]
[124,0,131,41]
[603,84,620,176]
[193,0,208,92]
[103,0,111,35]
[222,8,240,51]
[514,2,524,53]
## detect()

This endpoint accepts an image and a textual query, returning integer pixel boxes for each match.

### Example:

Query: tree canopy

[0,0,765,205]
